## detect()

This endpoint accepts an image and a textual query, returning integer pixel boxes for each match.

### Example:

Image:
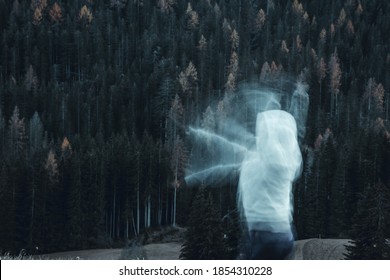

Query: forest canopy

[0,0,389,257]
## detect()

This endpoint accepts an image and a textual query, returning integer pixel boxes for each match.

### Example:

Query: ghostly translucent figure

[185,82,308,259]
[238,110,302,259]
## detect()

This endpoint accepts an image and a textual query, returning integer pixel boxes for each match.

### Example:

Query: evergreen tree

[0,163,14,253]
[180,187,226,259]
[312,129,337,238]
[222,208,241,259]
[28,111,43,155]
[0,0,389,255]
[345,182,390,259]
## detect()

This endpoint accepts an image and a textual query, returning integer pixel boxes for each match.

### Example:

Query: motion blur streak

[185,80,309,246]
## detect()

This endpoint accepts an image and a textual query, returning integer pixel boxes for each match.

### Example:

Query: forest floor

[39,234,352,260]
[38,248,124,260]
[288,239,352,260]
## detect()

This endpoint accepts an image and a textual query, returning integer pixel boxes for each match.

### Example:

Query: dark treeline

[0,0,389,257]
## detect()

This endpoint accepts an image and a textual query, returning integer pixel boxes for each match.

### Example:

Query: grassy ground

[1,227,351,260]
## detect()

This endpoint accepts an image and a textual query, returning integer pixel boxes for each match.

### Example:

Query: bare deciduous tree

[79,5,93,24]
[328,49,341,115]
[49,2,63,23]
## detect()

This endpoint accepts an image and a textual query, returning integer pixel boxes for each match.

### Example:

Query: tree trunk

[158,181,162,226]
[136,151,140,235]
[132,211,137,237]
[30,180,35,244]
[137,187,140,235]
[113,191,116,239]
[173,186,177,227]
[116,207,120,239]
[148,194,151,228]
[165,180,169,225]
[126,218,129,239]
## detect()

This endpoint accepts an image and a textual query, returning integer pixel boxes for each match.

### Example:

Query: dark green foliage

[345,182,390,259]
[180,187,226,260]
[0,0,389,257]
[316,133,338,237]
[0,164,14,252]
[222,208,241,259]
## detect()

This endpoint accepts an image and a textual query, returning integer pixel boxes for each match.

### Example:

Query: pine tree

[185,3,199,30]
[8,106,26,158]
[328,49,341,116]
[316,129,337,237]
[79,5,93,24]
[24,65,38,92]
[0,108,5,153]
[201,106,216,133]
[29,112,43,155]
[364,78,385,121]
[152,76,175,141]
[255,9,266,31]
[345,182,390,259]
[67,151,83,249]
[180,187,226,259]
[180,187,206,259]
[202,192,226,259]
[178,61,198,122]
[158,0,176,14]
[49,2,63,23]
[45,149,58,185]
[316,57,326,108]
[171,135,187,226]
[222,208,241,259]
[0,163,14,253]
[0,0,388,256]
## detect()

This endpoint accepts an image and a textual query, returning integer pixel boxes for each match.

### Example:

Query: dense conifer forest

[0,0,389,258]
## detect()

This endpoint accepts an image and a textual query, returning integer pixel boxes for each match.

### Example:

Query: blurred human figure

[237,110,302,259]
